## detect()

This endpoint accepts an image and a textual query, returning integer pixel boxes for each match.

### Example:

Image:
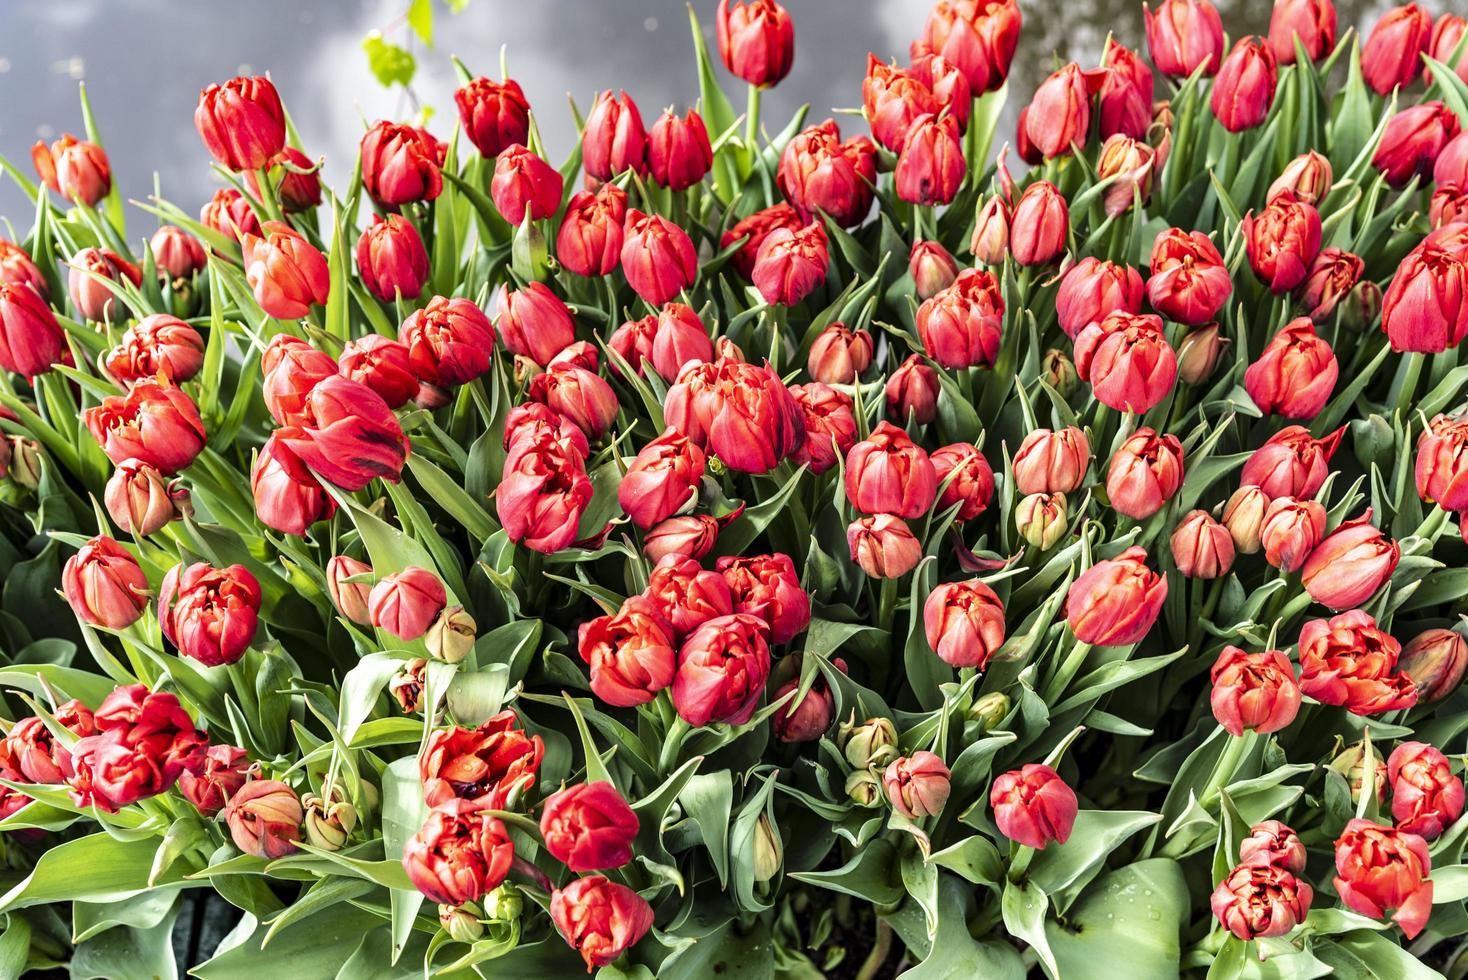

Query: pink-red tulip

[648,109,713,191]
[455,76,531,159]
[1301,513,1400,610]
[1144,0,1224,76]
[540,781,639,872]
[923,579,1005,669]
[1299,610,1417,715]
[84,380,206,474]
[1333,819,1433,938]
[1147,229,1232,325]
[558,185,627,278]
[360,121,442,206]
[356,213,429,303]
[1105,427,1184,519]
[194,75,286,171]
[62,536,150,630]
[1066,546,1167,645]
[251,433,335,536]
[1244,318,1337,417]
[917,268,1004,369]
[716,553,810,645]
[672,613,771,726]
[159,562,262,667]
[1361,3,1432,96]
[1209,646,1301,736]
[1074,310,1178,412]
[578,595,678,707]
[241,221,330,319]
[716,0,795,87]
[31,134,110,206]
[990,764,1077,848]
[549,875,655,971]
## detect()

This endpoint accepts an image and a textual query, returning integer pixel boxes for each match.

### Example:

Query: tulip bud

[540,781,640,872]
[1301,513,1400,611]
[1241,424,1343,500]
[1300,610,1417,715]
[885,354,939,425]
[884,751,951,819]
[1298,248,1363,324]
[194,75,286,171]
[750,812,783,881]
[251,433,335,536]
[917,0,1021,95]
[1013,427,1090,495]
[485,883,524,924]
[969,692,1011,730]
[369,566,448,641]
[549,875,655,972]
[991,764,1077,848]
[648,109,713,191]
[717,0,795,88]
[845,422,938,519]
[619,428,706,530]
[303,788,358,851]
[0,239,46,297]
[0,282,66,378]
[1105,427,1184,520]
[1269,150,1333,205]
[1381,240,1467,353]
[753,222,829,307]
[1400,629,1468,703]
[62,536,150,630]
[224,779,303,859]
[1269,0,1336,63]
[1432,15,1468,84]
[1040,349,1079,397]
[178,744,257,817]
[440,902,486,944]
[807,323,873,384]
[1210,646,1301,737]
[1211,37,1277,133]
[644,515,718,564]
[390,658,428,714]
[557,185,627,279]
[581,90,647,181]
[490,144,564,227]
[241,221,330,319]
[404,801,514,905]
[327,556,373,625]
[1361,3,1432,96]
[864,56,939,152]
[1066,546,1167,646]
[1389,741,1465,840]
[426,605,477,664]
[1010,181,1068,267]
[622,210,697,306]
[970,195,1011,265]
[841,715,900,769]
[845,768,883,807]
[356,213,429,303]
[1175,323,1228,385]
[924,579,1006,669]
[1260,496,1326,572]
[847,515,922,579]
[1144,0,1225,77]
[1222,486,1269,555]
[1243,193,1322,294]
[1244,318,1337,418]
[105,459,180,536]
[931,442,996,521]
[31,134,111,206]
[909,240,959,300]
[1147,228,1232,325]
[1374,102,1461,190]
[1016,492,1069,550]
[917,268,1004,369]
[67,247,141,324]
[360,121,442,206]
[771,666,837,743]
[454,76,531,159]
[1211,863,1313,940]
[895,114,966,206]
[1170,510,1234,578]
[1328,741,1389,805]
[8,438,40,491]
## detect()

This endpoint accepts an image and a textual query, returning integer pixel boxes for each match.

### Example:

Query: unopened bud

[303,788,358,851]
[839,715,899,770]
[1223,486,1269,555]
[1328,740,1386,805]
[753,812,782,882]
[1350,414,1394,468]
[1341,280,1381,333]
[425,605,476,663]
[8,437,40,490]
[1401,629,1468,703]
[1042,349,1078,397]
[439,901,486,943]
[390,658,428,714]
[1177,324,1228,385]
[715,336,745,362]
[968,691,1011,730]
[1016,492,1068,550]
[485,883,523,923]
[105,460,179,536]
[845,768,883,807]
[415,382,453,411]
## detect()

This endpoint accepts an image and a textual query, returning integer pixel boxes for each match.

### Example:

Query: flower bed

[1,0,1468,976]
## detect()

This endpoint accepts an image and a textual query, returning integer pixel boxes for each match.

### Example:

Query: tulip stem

[1390,352,1425,418]
[876,577,898,636]
[1041,636,1092,703]
[853,920,893,980]
[251,168,286,225]
[510,855,552,892]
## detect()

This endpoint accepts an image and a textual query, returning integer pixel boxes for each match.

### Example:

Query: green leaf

[0,834,180,910]
[70,905,180,980]
[1313,929,1445,980]
[192,904,383,980]
[406,0,434,45]
[679,771,734,887]
[379,756,428,964]
[1001,878,1058,979]
[362,33,416,89]
[1046,859,1189,980]
[789,837,903,906]
[1029,810,1162,910]
[927,836,1003,887]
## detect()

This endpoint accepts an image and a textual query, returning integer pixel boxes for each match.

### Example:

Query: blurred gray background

[0,0,1395,235]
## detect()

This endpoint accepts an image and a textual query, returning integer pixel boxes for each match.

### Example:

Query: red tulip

[1105,427,1184,519]
[1390,742,1465,840]
[845,422,938,519]
[1417,413,1468,510]
[672,613,771,726]
[251,433,335,536]
[917,267,1004,369]
[1301,513,1401,610]
[721,203,803,279]
[1298,248,1363,322]
[582,90,646,181]
[556,186,626,279]
[1210,863,1313,939]
[1269,151,1334,205]
[454,76,531,159]
[403,800,514,905]
[277,375,410,490]
[910,50,972,128]
[84,380,206,474]
[1361,3,1432,96]
[1374,102,1461,189]
[200,188,261,242]
[326,555,373,626]
[105,459,182,537]
[158,562,261,667]
[648,109,713,191]
[1171,510,1235,578]
[788,382,857,475]
[261,335,336,426]
[0,239,47,296]
[105,313,205,386]
[1212,37,1277,133]
[541,781,639,872]
[420,711,544,810]
[577,595,678,707]
[1055,258,1144,339]
[1066,546,1167,645]
[1401,629,1468,703]
[1381,239,1468,353]
[1144,0,1224,77]
[241,221,330,319]
[62,535,150,630]
[1269,0,1337,63]
[1432,15,1468,83]
[618,428,706,529]
[0,283,65,378]
[664,358,804,474]
[1299,609,1416,714]
[1237,820,1307,872]
[497,427,595,553]
[360,121,442,206]
[194,75,286,171]
[640,558,730,637]
[863,56,939,152]
[716,0,795,87]
[752,222,828,306]
[1009,181,1068,266]
[885,751,952,819]
[924,579,1005,669]
[1074,310,1178,413]
[931,443,995,521]
[550,875,655,972]
[771,664,838,743]
[1241,425,1343,500]
[178,744,256,817]
[990,764,1077,848]
[1260,496,1326,572]
[338,334,418,410]
[67,247,141,323]
[970,195,1010,265]
[1147,229,1232,325]
[909,240,959,300]
[31,134,110,206]
[1013,427,1090,495]
[527,366,618,440]
[621,210,697,306]
[223,779,302,859]
[716,553,810,645]
[917,0,1022,95]
[1244,318,1337,417]
[847,514,922,579]
[1333,819,1433,938]
[356,213,429,302]
[369,567,447,642]
[68,693,205,811]
[895,113,966,205]
[1024,63,1103,159]
[244,146,322,214]
[491,144,563,225]
[1209,646,1301,736]
[780,121,878,228]
[1096,41,1154,140]
[885,354,939,425]
[399,294,498,387]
